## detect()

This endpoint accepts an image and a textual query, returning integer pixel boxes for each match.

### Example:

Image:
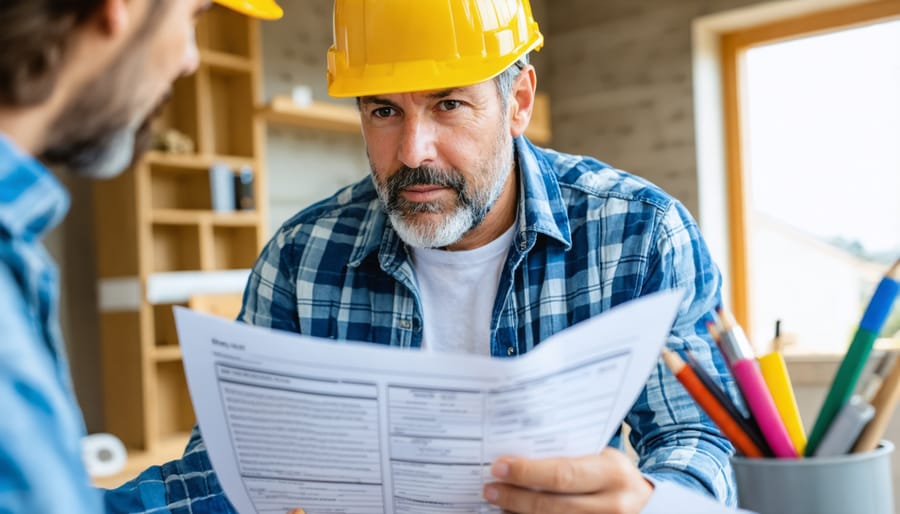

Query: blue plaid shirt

[106,138,738,512]
[0,135,103,512]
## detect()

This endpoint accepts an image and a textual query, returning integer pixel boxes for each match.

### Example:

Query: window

[722,2,900,354]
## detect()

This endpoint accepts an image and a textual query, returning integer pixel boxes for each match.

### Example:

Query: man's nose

[396,114,437,169]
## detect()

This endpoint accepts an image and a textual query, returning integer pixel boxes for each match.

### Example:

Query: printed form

[176,290,742,513]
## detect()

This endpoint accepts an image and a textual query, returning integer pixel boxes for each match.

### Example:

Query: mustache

[387,165,466,192]
[383,165,470,214]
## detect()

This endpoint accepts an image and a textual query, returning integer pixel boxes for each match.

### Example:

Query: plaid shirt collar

[347,137,572,269]
[0,134,69,242]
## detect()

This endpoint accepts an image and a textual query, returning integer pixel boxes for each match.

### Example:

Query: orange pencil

[662,349,764,458]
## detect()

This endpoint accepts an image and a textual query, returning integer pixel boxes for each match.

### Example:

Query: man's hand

[483,447,654,513]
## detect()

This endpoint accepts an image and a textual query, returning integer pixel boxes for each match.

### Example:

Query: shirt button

[399,320,411,329]
[507,346,515,356]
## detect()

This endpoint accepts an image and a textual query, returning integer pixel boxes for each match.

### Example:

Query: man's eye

[437,100,462,111]
[372,107,396,118]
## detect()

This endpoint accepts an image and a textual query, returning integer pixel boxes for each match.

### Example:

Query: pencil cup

[732,440,894,514]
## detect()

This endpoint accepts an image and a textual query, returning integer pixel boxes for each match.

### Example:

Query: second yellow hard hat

[327,0,544,98]
[213,0,283,20]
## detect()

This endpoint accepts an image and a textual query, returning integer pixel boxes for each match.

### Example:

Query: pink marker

[729,353,798,458]
[718,313,798,459]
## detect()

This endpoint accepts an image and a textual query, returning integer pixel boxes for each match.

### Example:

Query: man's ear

[97,0,131,36]
[508,65,537,139]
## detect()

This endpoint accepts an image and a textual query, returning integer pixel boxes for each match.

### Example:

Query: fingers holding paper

[483,448,653,513]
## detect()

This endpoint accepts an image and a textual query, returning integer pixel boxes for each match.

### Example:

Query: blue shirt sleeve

[625,201,738,505]
[0,265,103,513]
[103,427,235,514]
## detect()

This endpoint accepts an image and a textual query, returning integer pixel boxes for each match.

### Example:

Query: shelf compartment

[151,224,202,273]
[93,171,140,278]
[98,311,147,449]
[149,167,213,211]
[213,225,259,270]
[152,303,185,349]
[206,69,255,157]
[196,4,250,57]
[155,361,196,440]
[155,73,200,146]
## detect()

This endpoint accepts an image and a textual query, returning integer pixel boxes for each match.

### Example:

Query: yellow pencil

[759,351,807,455]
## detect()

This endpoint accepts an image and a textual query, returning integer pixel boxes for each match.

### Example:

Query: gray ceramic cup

[731,440,894,514]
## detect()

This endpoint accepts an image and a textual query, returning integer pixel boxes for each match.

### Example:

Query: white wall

[258,0,369,233]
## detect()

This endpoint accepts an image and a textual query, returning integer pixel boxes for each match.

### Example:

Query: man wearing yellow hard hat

[114,1,735,512]
[0,1,281,513]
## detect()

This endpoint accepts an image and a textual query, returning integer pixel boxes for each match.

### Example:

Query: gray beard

[375,164,509,249]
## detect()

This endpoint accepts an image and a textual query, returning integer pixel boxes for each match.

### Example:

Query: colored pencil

[853,349,900,453]
[685,349,773,457]
[860,351,897,403]
[759,351,807,455]
[662,349,764,458]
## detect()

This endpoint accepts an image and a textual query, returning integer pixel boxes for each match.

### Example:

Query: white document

[176,289,743,514]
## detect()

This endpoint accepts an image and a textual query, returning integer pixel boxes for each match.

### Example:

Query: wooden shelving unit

[91,5,267,481]
[259,91,553,144]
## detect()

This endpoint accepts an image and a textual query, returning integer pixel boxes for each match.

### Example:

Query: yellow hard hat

[327,0,543,98]
[213,0,283,20]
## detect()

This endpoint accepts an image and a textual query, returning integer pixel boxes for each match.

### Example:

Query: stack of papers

[175,291,753,513]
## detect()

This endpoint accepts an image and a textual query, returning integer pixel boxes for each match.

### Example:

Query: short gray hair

[494,53,530,109]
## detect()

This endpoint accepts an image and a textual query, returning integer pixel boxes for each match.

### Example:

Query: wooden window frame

[720,0,900,336]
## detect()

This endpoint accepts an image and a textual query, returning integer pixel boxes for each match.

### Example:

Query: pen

[685,350,772,456]
[662,349,764,458]
[718,310,798,458]
[806,259,900,456]
[759,351,807,455]
[771,319,786,353]
[853,349,900,453]
[814,396,874,457]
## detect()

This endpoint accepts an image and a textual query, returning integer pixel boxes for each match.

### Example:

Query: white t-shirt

[410,223,517,356]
